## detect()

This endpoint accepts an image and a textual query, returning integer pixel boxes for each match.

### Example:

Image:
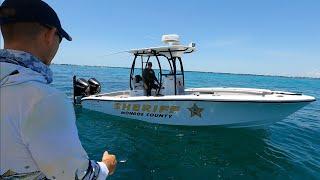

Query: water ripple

[51,64,320,179]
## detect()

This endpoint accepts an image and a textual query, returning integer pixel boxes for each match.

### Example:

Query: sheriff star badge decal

[187,103,204,118]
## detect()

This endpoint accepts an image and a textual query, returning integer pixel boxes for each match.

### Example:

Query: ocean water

[51,64,320,179]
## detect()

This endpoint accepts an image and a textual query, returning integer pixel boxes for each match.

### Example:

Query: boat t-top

[73,34,316,128]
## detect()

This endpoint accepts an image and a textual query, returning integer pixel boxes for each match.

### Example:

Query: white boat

[73,35,316,128]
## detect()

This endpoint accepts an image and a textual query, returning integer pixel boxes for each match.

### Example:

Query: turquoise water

[51,64,320,179]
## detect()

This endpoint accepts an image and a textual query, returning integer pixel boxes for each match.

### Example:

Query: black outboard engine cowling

[88,78,101,95]
[73,76,90,104]
[74,78,90,96]
[73,76,102,104]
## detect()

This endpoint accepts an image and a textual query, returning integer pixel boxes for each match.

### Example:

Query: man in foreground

[142,62,160,96]
[0,0,116,179]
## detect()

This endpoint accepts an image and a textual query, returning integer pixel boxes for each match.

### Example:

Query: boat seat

[133,75,144,90]
[134,82,144,90]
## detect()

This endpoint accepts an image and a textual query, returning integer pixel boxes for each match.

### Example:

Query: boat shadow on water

[73,107,311,179]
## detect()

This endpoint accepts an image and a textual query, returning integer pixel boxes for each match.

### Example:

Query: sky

[1,0,320,78]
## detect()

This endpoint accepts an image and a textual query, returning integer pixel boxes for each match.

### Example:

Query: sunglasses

[42,24,63,43]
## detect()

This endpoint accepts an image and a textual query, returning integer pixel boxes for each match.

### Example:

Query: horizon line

[51,63,320,80]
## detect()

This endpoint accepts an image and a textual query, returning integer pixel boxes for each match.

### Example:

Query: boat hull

[81,99,311,128]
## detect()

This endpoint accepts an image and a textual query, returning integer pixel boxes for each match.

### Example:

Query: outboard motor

[88,78,101,95]
[73,76,90,104]
[73,76,102,104]
[74,77,89,96]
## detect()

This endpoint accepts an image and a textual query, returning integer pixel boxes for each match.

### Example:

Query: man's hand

[101,151,117,175]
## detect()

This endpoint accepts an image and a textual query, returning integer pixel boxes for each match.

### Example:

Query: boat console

[128,34,195,96]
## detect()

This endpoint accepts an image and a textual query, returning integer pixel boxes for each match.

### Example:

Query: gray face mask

[0,49,53,84]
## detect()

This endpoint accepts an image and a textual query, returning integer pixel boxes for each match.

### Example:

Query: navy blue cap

[0,0,72,41]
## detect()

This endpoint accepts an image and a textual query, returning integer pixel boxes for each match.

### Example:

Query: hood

[0,62,47,87]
